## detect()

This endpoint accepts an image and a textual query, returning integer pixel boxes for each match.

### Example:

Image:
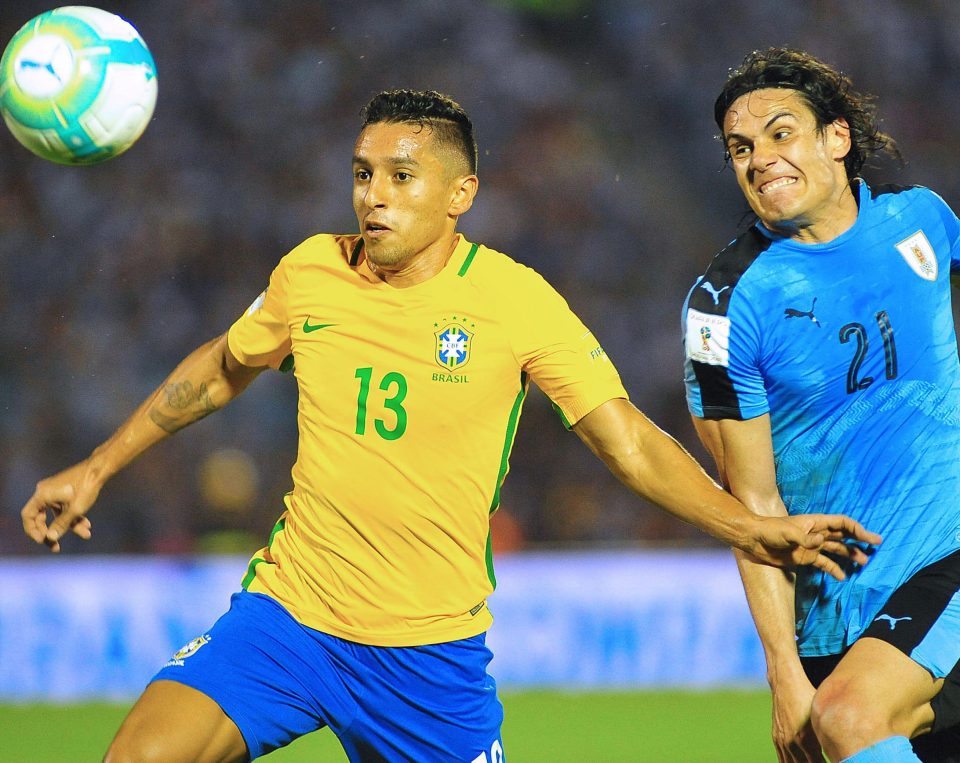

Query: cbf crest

[434,316,476,370]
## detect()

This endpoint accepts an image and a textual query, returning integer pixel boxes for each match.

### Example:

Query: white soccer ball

[0,6,157,165]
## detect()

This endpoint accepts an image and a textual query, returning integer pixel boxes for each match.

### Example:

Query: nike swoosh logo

[303,319,337,333]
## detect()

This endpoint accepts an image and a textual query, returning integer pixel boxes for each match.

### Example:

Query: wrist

[766,657,808,688]
[728,508,761,554]
[86,445,118,486]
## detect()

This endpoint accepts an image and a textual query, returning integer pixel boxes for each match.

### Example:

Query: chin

[365,244,411,269]
[757,203,796,226]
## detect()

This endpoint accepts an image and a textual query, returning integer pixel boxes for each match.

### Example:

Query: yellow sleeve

[227,259,291,370]
[511,270,627,427]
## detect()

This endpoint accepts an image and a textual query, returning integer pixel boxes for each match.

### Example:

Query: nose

[749,139,778,172]
[361,172,389,209]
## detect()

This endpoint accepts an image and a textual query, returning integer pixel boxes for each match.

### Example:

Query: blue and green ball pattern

[0,6,157,165]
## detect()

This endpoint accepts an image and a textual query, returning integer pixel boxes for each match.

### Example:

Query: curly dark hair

[714,48,900,178]
[361,89,478,174]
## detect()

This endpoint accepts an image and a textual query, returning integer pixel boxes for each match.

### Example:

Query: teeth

[761,177,796,193]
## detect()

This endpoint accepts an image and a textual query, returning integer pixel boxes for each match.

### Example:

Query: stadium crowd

[2,0,959,555]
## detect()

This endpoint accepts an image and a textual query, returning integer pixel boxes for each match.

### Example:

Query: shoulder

[867,182,957,224]
[460,239,561,297]
[267,235,363,287]
[280,234,362,268]
[687,227,772,316]
[866,181,925,203]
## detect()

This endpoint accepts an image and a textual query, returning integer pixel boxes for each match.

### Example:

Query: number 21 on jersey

[838,310,897,394]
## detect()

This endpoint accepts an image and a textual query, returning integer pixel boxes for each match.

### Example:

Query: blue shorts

[152,591,505,762]
[858,548,960,681]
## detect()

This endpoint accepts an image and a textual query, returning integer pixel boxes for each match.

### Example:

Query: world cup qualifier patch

[685,309,731,367]
[164,634,211,667]
[434,315,476,370]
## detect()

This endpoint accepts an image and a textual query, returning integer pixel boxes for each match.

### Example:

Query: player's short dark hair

[714,47,899,178]
[361,89,478,175]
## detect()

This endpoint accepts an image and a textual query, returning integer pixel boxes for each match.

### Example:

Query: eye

[773,128,791,140]
[729,143,751,159]
[354,168,370,181]
[396,171,411,181]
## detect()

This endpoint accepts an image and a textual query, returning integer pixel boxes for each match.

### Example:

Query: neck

[771,182,860,244]
[367,232,460,288]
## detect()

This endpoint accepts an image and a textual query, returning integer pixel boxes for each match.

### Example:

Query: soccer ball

[0,6,157,165]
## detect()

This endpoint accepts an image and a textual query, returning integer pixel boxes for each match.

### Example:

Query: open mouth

[759,177,797,194]
[364,221,391,236]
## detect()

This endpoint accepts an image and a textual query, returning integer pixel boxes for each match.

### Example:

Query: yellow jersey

[227,234,626,646]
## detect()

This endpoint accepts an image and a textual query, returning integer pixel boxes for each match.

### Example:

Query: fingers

[21,480,93,553]
[72,517,92,540]
[777,739,809,763]
[45,498,85,548]
[810,550,846,582]
[781,742,801,763]
[21,494,50,543]
[819,540,848,556]
[801,514,881,575]
[46,517,93,553]
[778,729,821,763]
[773,704,822,762]
[785,742,818,763]
[840,516,882,546]
[775,741,788,763]
[800,738,824,762]
[767,516,824,551]
[809,514,882,546]
[819,540,871,566]
[791,731,825,763]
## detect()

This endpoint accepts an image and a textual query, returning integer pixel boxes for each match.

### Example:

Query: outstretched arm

[21,333,263,552]
[572,398,880,579]
[693,413,826,763]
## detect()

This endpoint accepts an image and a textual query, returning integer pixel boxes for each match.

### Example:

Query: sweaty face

[722,88,854,242]
[352,121,463,271]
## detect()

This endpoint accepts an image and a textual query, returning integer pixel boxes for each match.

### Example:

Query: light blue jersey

[683,180,960,657]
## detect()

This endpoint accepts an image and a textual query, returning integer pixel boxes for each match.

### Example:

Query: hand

[21,461,102,553]
[771,676,823,763]
[743,514,882,581]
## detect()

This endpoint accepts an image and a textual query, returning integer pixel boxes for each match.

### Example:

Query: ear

[448,174,479,218]
[828,117,852,162]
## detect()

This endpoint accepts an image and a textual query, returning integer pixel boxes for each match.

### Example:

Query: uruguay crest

[434,317,475,370]
[894,230,938,281]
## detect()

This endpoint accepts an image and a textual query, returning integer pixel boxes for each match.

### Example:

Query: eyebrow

[352,155,423,167]
[724,110,798,144]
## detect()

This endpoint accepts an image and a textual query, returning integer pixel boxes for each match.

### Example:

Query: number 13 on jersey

[354,367,408,440]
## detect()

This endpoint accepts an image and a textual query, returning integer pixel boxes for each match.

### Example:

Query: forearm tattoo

[149,380,219,433]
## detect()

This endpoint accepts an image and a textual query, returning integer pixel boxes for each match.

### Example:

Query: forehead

[353,121,438,162]
[722,88,814,136]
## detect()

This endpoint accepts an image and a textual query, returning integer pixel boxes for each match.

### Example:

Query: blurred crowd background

[2,0,959,556]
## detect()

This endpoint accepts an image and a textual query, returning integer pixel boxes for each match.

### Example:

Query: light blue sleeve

[683,275,769,421]
[922,187,960,273]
